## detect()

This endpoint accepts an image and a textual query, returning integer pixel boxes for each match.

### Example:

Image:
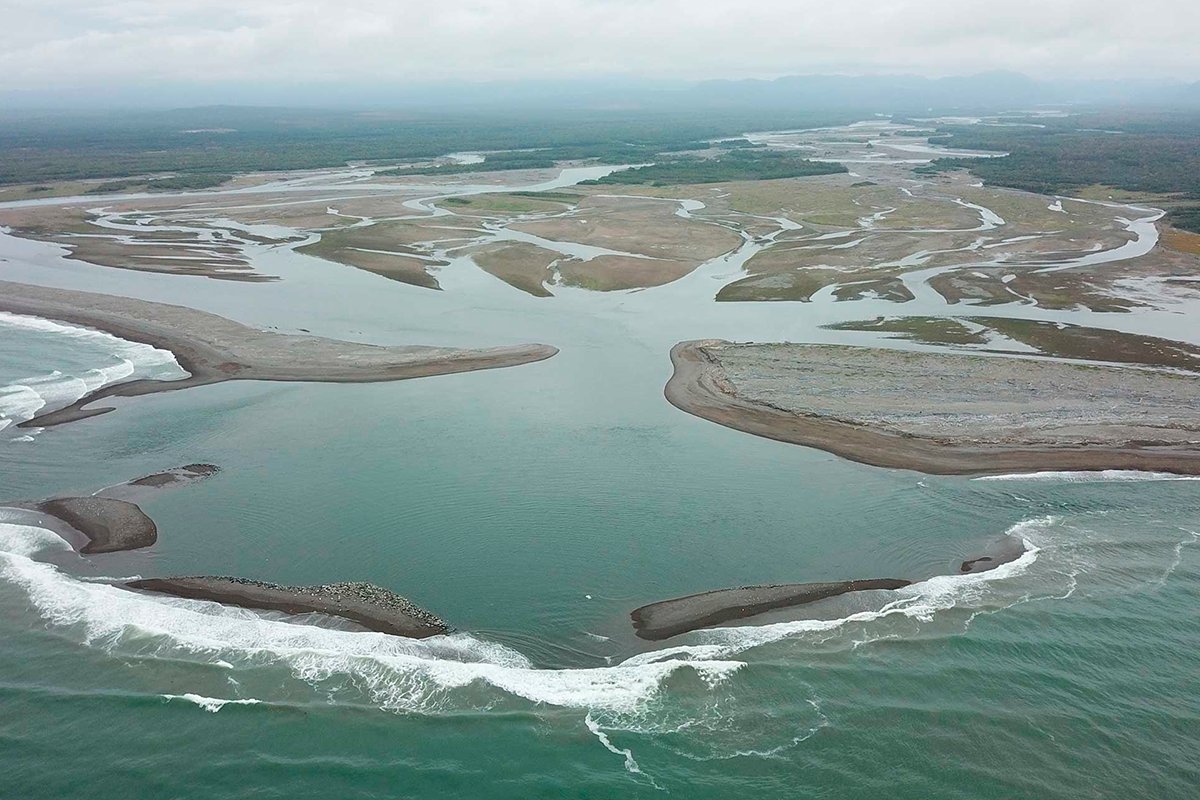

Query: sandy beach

[666,340,1200,475]
[0,280,557,427]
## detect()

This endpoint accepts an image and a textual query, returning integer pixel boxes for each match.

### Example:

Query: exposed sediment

[631,534,1028,639]
[34,497,157,554]
[7,464,220,554]
[98,463,220,502]
[0,280,557,428]
[126,577,448,639]
[666,340,1200,475]
[631,579,912,641]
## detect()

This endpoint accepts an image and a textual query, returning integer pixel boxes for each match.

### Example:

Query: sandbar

[0,280,557,427]
[34,497,157,554]
[631,579,911,640]
[126,577,448,639]
[666,340,1200,475]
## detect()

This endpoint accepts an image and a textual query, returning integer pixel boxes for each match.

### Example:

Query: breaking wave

[0,311,186,432]
[976,470,1200,483]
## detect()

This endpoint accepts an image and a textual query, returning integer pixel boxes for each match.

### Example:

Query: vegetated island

[0,280,557,428]
[582,149,847,186]
[125,577,448,639]
[665,340,1200,476]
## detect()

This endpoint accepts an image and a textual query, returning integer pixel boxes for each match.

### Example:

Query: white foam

[0,311,187,428]
[660,519,1049,657]
[976,470,1200,483]
[586,712,658,785]
[0,518,741,714]
[0,512,1059,717]
[163,693,264,713]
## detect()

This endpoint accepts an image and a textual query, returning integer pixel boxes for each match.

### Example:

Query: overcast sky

[5,0,1198,91]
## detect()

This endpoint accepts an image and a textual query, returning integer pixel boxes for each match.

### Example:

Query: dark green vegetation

[918,112,1200,232]
[0,107,862,185]
[583,149,847,186]
[377,139,757,177]
[825,316,989,345]
[84,174,232,194]
[826,316,1200,371]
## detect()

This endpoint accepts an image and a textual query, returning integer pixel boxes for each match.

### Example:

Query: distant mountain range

[681,71,1200,111]
[3,71,1198,111]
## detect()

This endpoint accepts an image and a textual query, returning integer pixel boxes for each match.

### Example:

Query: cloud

[4,0,1198,90]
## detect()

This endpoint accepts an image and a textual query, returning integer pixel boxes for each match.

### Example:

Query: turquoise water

[2,185,1199,797]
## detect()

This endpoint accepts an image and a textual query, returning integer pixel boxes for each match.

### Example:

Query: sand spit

[126,577,448,639]
[0,280,557,428]
[8,464,221,554]
[631,534,1027,638]
[34,496,157,554]
[631,579,911,641]
[98,463,220,503]
[666,340,1200,476]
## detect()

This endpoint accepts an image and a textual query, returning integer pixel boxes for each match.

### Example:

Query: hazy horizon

[6,0,1198,108]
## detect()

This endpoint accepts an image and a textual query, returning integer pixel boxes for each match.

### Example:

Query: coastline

[665,340,1200,476]
[0,280,557,427]
[629,534,1028,639]
[125,577,448,639]
[631,579,911,641]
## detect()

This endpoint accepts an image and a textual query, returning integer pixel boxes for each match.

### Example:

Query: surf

[0,311,187,432]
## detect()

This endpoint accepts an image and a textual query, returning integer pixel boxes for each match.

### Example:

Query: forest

[0,107,861,185]
[919,112,1200,231]
[583,149,846,185]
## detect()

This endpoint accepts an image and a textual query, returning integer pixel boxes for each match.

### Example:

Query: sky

[4,0,1198,92]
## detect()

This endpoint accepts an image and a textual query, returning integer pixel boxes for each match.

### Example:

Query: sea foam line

[0,311,187,430]
[162,693,264,713]
[0,516,740,714]
[976,470,1200,483]
[0,513,1053,717]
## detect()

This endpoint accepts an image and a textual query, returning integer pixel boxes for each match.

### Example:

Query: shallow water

[1,146,1199,797]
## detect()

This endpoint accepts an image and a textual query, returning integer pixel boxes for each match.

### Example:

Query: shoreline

[125,577,448,639]
[6,465,222,554]
[631,579,912,641]
[630,534,1028,639]
[11,497,159,554]
[0,280,557,428]
[665,340,1200,476]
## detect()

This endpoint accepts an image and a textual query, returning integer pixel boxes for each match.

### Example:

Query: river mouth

[1,116,1199,794]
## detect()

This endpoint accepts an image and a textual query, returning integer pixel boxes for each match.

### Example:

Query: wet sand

[34,497,158,554]
[10,465,222,553]
[126,577,448,639]
[0,280,557,427]
[631,579,911,641]
[666,340,1200,476]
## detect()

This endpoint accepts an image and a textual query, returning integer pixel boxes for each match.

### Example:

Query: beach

[666,340,1200,475]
